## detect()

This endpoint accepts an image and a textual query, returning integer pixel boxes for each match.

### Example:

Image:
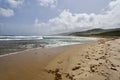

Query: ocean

[0,36,98,55]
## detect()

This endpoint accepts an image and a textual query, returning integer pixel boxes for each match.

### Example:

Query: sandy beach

[0,46,70,80]
[0,38,120,80]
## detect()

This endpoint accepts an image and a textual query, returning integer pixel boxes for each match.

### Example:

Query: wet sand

[0,38,120,80]
[0,46,70,80]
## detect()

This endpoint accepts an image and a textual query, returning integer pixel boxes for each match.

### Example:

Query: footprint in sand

[57,61,63,64]
[46,69,62,80]
[66,73,75,80]
[110,67,118,71]
[72,66,81,71]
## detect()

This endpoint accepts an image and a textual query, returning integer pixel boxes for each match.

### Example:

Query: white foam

[0,36,98,57]
[45,37,98,47]
[0,36,43,41]
[45,41,81,48]
[0,52,19,58]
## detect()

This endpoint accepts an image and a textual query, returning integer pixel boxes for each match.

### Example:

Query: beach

[0,45,70,80]
[0,38,120,80]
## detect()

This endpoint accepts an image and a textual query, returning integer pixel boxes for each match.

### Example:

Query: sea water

[0,36,98,55]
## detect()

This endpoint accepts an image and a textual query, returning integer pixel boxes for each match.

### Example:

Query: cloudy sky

[0,0,120,35]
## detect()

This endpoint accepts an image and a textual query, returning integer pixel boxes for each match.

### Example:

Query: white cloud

[0,8,14,17]
[34,0,120,34]
[6,0,24,8]
[37,0,57,8]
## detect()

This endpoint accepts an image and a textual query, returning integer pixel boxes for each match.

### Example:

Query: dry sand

[0,38,120,80]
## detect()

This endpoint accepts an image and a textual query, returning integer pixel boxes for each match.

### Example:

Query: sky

[0,0,120,35]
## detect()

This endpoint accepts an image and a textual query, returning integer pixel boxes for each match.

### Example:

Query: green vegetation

[69,28,120,37]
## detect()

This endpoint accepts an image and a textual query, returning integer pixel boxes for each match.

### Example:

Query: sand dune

[0,38,120,80]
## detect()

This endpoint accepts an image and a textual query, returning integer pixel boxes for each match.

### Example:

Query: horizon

[0,0,120,35]
[0,27,119,36]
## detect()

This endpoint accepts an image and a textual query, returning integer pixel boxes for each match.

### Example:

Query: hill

[69,28,120,37]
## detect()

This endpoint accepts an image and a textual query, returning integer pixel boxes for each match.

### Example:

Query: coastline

[44,38,120,80]
[0,44,80,58]
[0,36,98,58]
[0,38,120,80]
[0,36,98,56]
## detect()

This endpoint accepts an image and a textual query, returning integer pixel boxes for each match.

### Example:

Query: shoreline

[0,37,99,58]
[0,36,98,56]
[0,38,120,80]
[0,44,78,58]
[0,45,72,80]
[44,38,120,80]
